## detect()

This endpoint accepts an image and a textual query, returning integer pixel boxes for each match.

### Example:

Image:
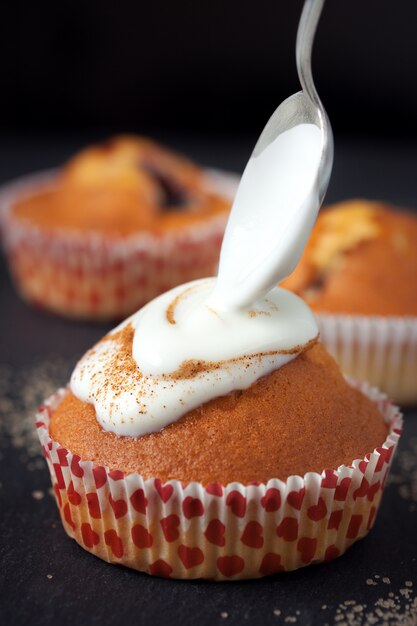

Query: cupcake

[0,136,234,320]
[282,200,417,404]
[36,278,402,580]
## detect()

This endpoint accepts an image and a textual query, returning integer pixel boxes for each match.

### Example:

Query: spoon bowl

[252,89,333,203]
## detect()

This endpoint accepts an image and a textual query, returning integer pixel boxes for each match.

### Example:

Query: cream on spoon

[71,0,333,436]
[209,123,324,311]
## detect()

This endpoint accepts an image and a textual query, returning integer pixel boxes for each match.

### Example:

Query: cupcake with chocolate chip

[0,136,234,320]
[282,200,417,404]
[36,278,402,580]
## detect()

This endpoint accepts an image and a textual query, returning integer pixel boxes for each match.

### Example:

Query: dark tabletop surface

[0,132,416,626]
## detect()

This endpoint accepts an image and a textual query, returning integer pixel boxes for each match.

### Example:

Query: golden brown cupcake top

[50,341,387,485]
[11,135,230,236]
[282,200,417,315]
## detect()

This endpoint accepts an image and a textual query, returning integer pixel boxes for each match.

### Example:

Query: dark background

[1,3,417,626]
[1,0,417,139]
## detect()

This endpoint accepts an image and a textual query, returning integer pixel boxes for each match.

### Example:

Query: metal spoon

[209,0,334,311]
[253,0,333,198]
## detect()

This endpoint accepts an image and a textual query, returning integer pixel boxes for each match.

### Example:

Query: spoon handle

[296,0,326,107]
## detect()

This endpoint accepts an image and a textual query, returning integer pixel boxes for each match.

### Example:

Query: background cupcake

[0,136,236,321]
[282,200,417,404]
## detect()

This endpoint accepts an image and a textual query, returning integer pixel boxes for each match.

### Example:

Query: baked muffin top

[50,340,387,485]
[282,200,417,315]
[11,135,230,236]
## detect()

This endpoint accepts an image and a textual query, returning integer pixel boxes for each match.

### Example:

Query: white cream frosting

[70,123,324,436]
[71,279,318,436]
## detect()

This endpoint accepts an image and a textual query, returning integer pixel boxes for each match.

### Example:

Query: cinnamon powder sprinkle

[168,336,319,380]
[79,323,141,408]
[106,324,139,382]
[165,284,199,325]
[248,309,271,318]
[89,322,319,385]
[248,298,279,318]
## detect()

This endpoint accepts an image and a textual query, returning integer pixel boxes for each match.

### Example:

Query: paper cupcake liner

[35,381,402,581]
[0,169,238,320]
[317,314,417,405]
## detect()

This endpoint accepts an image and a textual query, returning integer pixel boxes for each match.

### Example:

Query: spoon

[209,0,333,311]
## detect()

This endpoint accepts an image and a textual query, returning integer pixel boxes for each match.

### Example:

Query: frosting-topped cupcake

[36,279,400,580]
[0,136,233,320]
